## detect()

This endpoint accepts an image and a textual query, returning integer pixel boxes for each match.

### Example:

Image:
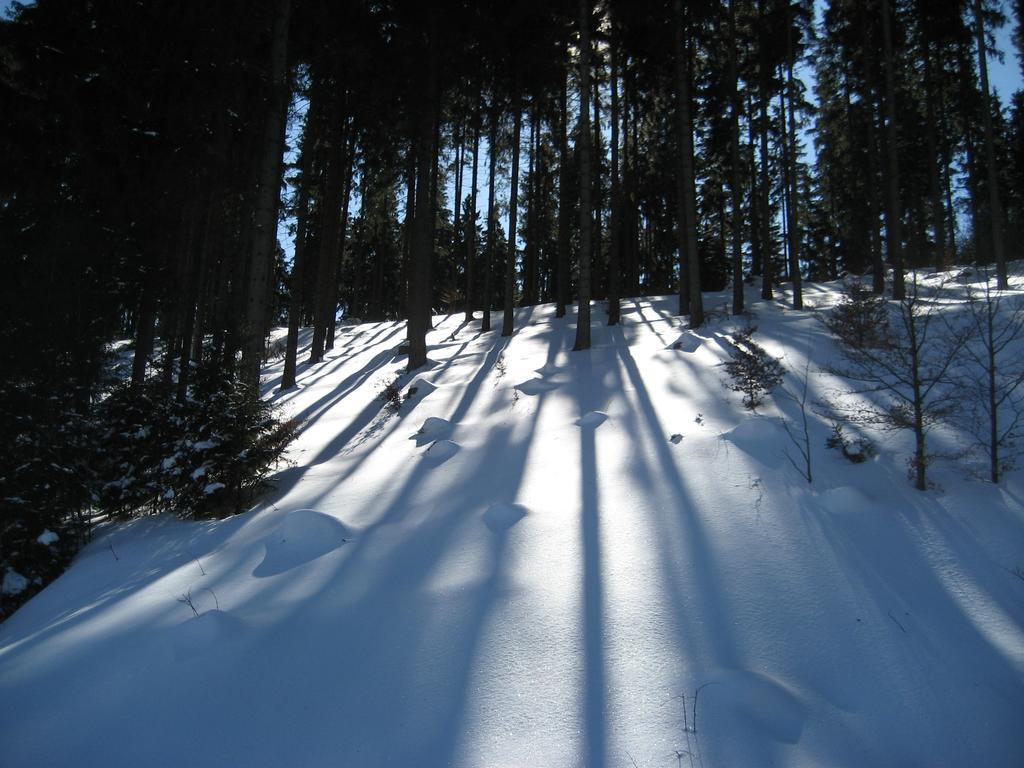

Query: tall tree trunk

[176,203,210,401]
[748,92,763,283]
[623,57,639,298]
[880,0,905,300]
[309,111,349,364]
[673,0,703,326]
[523,98,538,306]
[937,81,960,261]
[785,6,802,310]
[407,34,437,371]
[325,125,355,353]
[280,102,318,391]
[427,74,442,332]
[574,0,593,352]
[757,0,774,301]
[502,85,521,337]
[466,90,481,323]
[865,88,885,292]
[608,28,621,326]
[240,0,291,392]
[401,142,415,320]
[592,71,603,292]
[728,0,744,315]
[483,99,498,333]
[453,118,463,247]
[974,0,1009,288]
[556,61,571,318]
[923,43,948,272]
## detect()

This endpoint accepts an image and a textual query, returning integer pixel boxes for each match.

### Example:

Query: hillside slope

[2,281,1023,767]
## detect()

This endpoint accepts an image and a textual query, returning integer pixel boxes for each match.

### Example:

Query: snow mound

[169,609,244,662]
[406,376,438,400]
[423,439,460,465]
[705,670,807,745]
[253,509,350,577]
[671,332,704,353]
[817,486,872,516]
[534,362,562,377]
[516,378,560,396]
[412,416,453,447]
[576,411,608,429]
[483,502,528,533]
[724,418,786,467]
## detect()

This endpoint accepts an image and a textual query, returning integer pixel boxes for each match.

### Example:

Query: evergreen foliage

[96,365,297,520]
[724,325,786,409]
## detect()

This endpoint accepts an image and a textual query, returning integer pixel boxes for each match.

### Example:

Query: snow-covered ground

[2,279,1024,767]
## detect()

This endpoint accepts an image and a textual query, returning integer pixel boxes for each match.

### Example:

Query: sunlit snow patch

[253,509,350,577]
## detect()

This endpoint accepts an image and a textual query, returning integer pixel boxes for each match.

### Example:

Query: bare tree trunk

[309,111,349,364]
[785,5,802,310]
[523,97,538,307]
[556,61,571,318]
[483,99,498,333]
[862,74,885,292]
[325,125,355,353]
[728,0,744,315]
[880,0,905,300]
[408,34,437,371]
[673,0,703,326]
[240,0,291,392]
[757,0,774,301]
[280,102,318,391]
[608,26,621,327]
[974,0,1009,288]
[453,118,463,248]
[574,0,593,352]
[465,89,481,323]
[923,44,948,273]
[401,143,415,321]
[502,84,521,337]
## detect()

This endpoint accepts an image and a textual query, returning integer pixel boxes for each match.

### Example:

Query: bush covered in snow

[0,381,96,621]
[1,363,296,621]
[96,364,297,519]
[724,325,785,409]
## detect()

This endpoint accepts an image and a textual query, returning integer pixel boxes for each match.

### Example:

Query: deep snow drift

[2,278,1024,767]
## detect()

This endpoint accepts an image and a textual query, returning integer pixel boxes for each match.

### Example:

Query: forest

[1,0,1023,616]
[3,3,1024,764]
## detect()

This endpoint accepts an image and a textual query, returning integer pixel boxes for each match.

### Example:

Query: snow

[1,569,28,596]
[202,482,225,495]
[36,530,58,547]
[2,277,1024,767]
